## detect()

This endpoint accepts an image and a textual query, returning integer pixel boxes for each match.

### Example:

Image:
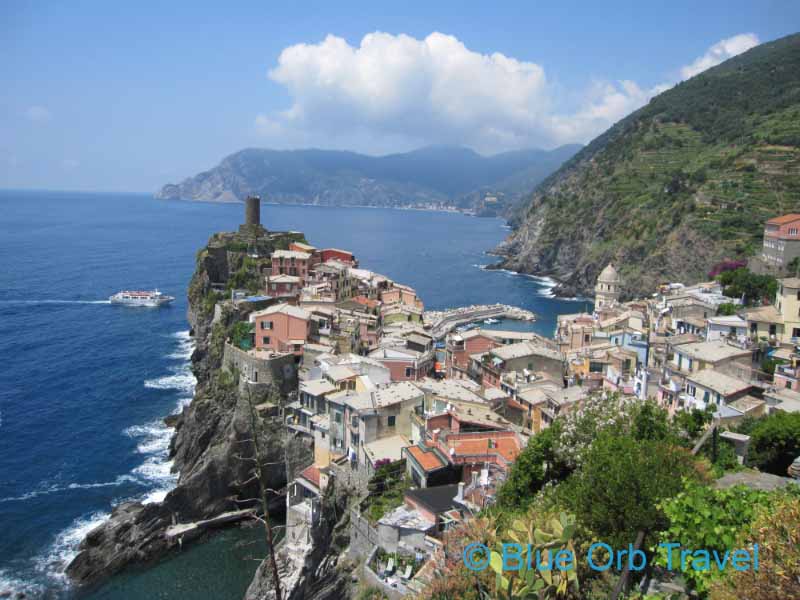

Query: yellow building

[745,277,800,344]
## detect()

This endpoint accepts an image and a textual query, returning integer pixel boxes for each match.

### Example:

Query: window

[351,416,358,428]
[686,384,696,396]
[261,336,270,345]
[387,415,396,427]
[260,321,272,330]
[786,380,792,389]
[405,367,414,378]
[703,390,710,403]
[333,412,342,424]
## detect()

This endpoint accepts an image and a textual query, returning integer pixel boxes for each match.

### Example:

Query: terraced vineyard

[501,33,800,297]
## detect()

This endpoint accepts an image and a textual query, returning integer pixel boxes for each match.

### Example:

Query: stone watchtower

[239,195,266,235]
[595,263,621,310]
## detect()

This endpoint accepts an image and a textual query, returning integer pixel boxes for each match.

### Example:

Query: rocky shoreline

[65,231,294,592]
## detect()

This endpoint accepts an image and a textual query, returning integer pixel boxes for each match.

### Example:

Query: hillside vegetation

[500,33,800,298]
[158,145,580,214]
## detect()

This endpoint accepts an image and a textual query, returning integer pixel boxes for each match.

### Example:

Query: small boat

[109,289,174,307]
[484,318,500,325]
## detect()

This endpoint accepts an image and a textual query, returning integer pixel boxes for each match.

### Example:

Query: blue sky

[1,1,798,192]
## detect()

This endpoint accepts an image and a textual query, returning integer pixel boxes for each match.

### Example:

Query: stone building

[594,263,621,310]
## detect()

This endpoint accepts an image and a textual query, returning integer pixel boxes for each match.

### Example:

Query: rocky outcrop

[245,482,354,600]
[66,230,294,588]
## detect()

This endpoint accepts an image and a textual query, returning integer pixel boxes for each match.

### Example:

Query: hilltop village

[176,197,798,599]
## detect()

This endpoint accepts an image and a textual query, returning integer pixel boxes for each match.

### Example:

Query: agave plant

[487,511,580,599]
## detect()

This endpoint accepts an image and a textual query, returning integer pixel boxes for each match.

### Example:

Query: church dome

[597,263,620,284]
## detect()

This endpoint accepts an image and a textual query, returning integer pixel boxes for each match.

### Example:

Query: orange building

[249,303,310,356]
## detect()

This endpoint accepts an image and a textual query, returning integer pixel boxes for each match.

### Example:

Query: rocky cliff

[497,33,800,298]
[66,230,297,588]
[245,481,355,600]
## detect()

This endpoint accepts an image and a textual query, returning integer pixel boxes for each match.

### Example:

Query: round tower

[595,263,621,310]
[245,196,261,227]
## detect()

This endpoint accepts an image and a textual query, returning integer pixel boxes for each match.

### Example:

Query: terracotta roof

[406,445,446,472]
[299,465,321,488]
[766,214,800,225]
[447,435,521,463]
[352,295,380,309]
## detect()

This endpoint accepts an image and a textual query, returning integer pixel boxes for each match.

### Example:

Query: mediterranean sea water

[0,190,588,598]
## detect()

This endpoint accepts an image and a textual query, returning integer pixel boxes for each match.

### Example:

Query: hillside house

[477,342,564,388]
[249,303,310,356]
[271,249,312,284]
[762,214,800,269]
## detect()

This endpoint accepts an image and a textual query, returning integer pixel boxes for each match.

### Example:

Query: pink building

[249,304,310,356]
[368,346,433,381]
[271,250,312,284]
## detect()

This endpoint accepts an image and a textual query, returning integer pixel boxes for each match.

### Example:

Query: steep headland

[66,228,305,588]
[497,33,800,298]
[156,145,580,215]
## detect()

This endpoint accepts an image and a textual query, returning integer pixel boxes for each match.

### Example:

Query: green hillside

[501,33,800,298]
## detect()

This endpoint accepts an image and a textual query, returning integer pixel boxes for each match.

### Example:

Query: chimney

[456,482,465,502]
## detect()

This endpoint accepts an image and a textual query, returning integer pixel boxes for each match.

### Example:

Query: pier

[165,508,256,539]
[424,303,536,339]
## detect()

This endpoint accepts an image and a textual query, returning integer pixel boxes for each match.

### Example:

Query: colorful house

[249,303,310,356]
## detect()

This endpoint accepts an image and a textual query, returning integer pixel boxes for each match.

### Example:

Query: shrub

[746,411,800,475]
[560,433,701,548]
[656,481,775,593]
[709,493,800,600]
[708,259,746,279]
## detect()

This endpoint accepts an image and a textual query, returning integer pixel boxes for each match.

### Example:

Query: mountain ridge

[156,144,581,213]
[498,32,800,298]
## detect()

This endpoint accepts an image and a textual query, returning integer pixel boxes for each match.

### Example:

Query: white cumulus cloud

[680,33,759,80]
[256,31,761,153]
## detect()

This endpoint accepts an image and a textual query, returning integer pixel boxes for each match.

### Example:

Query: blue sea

[0,190,588,598]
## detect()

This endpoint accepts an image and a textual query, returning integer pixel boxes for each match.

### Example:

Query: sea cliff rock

[66,230,295,588]
[245,482,354,600]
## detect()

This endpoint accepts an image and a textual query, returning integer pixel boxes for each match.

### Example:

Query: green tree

[715,268,777,306]
[230,321,254,349]
[560,433,701,548]
[746,411,800,475]
[496,422,569,510]
[715,302,737,316]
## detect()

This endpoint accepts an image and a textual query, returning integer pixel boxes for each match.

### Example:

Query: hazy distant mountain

[156,145,581,213]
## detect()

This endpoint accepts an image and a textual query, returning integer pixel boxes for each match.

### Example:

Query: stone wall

[349,507,380,560]
[222,342,298,397]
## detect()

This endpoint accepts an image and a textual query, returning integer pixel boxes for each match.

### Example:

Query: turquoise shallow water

[0,190,587,598]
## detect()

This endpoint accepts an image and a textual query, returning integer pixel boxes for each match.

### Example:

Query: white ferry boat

[109,289,174,307]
